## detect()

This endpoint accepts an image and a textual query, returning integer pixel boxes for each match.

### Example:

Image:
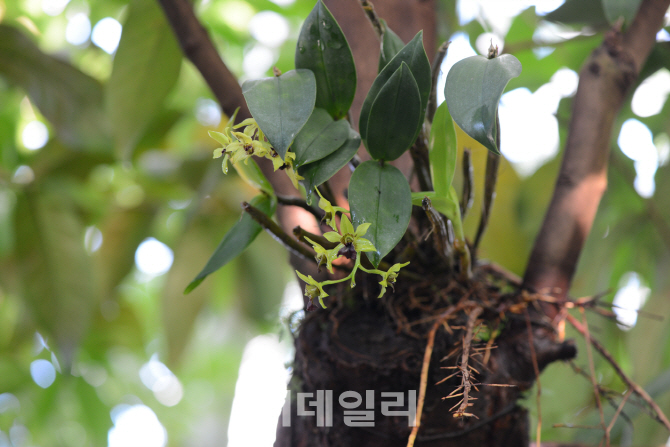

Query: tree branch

[522,0,670,302]
[156,0,251,121]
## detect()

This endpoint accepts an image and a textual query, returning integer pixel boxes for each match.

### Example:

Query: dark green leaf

[295,0,356,119]
[445,54,521,154]
[299,125,360,197]
[292,108,350,167]
[242,69,316,159]
[359,31,431,145]
[429,101,457,197]
[365,63,422,161]
[349,161,411,267]
[378,19,405,72]
[602,0,642,25]
[0,25,110,152]
[543,0,609,27]
[185,194,276,293]
[106,0,182,160]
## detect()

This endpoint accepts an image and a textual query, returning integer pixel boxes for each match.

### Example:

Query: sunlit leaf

[233,158,274,196]
[295,0,356,120]
[365,63,422,161]
[349,161,411,267]
[445,54,521,154]
[0,25,110,152]
[242,69,316,159]
[429,101,457,196]
[292,108,350,167]
[299,125,360,197]
[185,194,276,294]
[106,0,182,160]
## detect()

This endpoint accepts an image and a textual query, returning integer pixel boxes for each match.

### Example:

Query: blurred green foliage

[0,0,668,446]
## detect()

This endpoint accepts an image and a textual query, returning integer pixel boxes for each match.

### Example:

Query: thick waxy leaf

[233,158,274,196]
[295,0,356,120]
[185,194,275,293]
[0,25,109,152]
[429,101,457,196]
[242,69,316,159]
[378,19,405,72]
[107,0,182,160]
[349,161,412,267]
[299,126,360,197]
[292,108,350,167]
[602,0,642,24]
[360,31,431,145]
[366,63,422,161]
[445,54,521,154]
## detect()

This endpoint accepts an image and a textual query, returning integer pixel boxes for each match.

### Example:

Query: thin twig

[580,308,608,446]
[605,388,633,439]
[566,312,670,431]
[525,308,542,447]
[277,195,324,221]
[473,147,500,251]
[426,42,450,124]
[358,0,383,39]
[293,226,337,249]
[460,149,474,219]
[242,202,316,261]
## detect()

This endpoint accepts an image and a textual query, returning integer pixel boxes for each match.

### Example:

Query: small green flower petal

[209,130,230,146]
[323,232,342,243]
[213,147,225,159]
[354,222,371,237]
[340,214,354,236]
[354,238,377,253]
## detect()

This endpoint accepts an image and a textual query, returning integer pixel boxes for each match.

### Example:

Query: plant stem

[276,194,324,221]
[473,113,501,251]
[460,149,474,219]
[426,41,450,125]
[358,0,384,38]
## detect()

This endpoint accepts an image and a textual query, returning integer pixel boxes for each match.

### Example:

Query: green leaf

[295,0,356,120]
[106,0,182,160]
[299,125,360,197]
[445,54,521,154]
[543,0,609,27]
[602,0,642,25]
[360,31,431,145]
[242,69,316,159]
[233,158,274,196]
[429,101,457,196]
[185,194,276,294]
[0,25,110,152]
[378,19,405,72]
[365,63,422,161]
[349,161,412,267]
[292,108,350,167]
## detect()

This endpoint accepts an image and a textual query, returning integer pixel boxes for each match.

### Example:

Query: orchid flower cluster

[297,191,409,311]
[209,117,303,189]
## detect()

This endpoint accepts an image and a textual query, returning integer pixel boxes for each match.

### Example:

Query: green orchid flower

[377,262,410,298]
[305,237,339,273]
[323,215,377,261]
[296,271,329,309]
[315,188,349,231]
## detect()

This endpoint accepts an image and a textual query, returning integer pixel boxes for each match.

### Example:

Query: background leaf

[0,25,110,152]
[445,54,521,154]
[106,0,182,160]
[242,69,316,159]
[295,0,356,120]
[429,101,457,196]
[292,108,350,167]
[359,31,431,145]
[185,194,275,293]
[233,158,274,196]
[365,63,422,161]
[349,161,412,267]
[299,126,360,197]
[602,0,642,25]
